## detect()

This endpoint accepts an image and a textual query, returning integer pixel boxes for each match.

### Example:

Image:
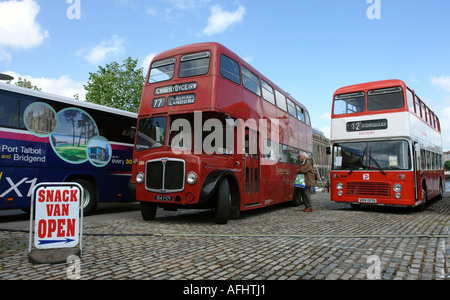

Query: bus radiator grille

[146,159,185,193]
[347,182,390,197]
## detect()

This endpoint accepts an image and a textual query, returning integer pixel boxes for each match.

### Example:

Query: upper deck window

[275,90,287,112]
[149,58,176,83]
[296,105,306,123]
[367,86,404,111]
[333,92,365,115]
[261,79,275,105]
[287,98,297,118]
[179,51,211,78]
[242,65,261,96]
[220,55,241,85]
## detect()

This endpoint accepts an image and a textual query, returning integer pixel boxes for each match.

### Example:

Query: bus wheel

[140,202,157,221]
[417,183,428,212]
[437,181,444,200]
[73,179,97,216]
[215,178,231,225]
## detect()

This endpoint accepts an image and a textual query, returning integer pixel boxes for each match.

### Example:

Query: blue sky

[1,0,450,149]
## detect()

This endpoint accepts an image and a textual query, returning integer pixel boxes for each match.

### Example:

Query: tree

[12,77,42,91]
[84,57,144,113]
[445,160,450,171]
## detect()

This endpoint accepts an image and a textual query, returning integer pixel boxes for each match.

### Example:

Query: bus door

[244,129,260,206]
[413,142,420,201]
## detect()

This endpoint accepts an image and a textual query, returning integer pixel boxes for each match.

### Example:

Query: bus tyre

[141,202,157,221]
[73,179,97,216]
[215,179,231,225]
[417,182,428,212]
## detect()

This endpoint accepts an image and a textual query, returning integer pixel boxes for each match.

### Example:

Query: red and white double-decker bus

[330,79,445,210]
[130,43,312,224]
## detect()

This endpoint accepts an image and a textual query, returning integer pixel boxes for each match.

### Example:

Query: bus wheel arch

[200,170,241,224]
[417,180,428,211]
[66,176,98,216]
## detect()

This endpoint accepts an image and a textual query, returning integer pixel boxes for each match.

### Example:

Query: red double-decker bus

[130,42,312,224]
[330,79,445,210]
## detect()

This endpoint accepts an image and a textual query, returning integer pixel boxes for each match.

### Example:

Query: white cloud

[203,5,246,36]
[167,0,211,10]
[4,71,86,100]
[0,48,12,63]
[0,0,49,60]
[431,75,450,93]
[146,7,157,16]
[141,53,156,74]
[320,112,331,120]
[321,126,331,140]
[77,35,126,65]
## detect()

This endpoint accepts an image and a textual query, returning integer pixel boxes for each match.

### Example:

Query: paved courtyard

[0,192,449,280]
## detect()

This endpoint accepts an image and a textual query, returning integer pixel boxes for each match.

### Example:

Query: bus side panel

[0,135,134,209]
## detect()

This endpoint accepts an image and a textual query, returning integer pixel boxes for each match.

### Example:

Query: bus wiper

[369,155,387,175]
[348,167,356,175]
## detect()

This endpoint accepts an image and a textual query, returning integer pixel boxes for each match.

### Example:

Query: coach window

[135,117,167,151]
[263,139,278,161]
[305,110,311,126]
[0,92,35,130]
[279,144,289,163]
[415,96,422,117]
[333,92,365,115]
[367,87,404,111]
[420,149,426,170]
[290,147,300,165]
[179,51,210,78]
[296,106,306,123]
[149,58,176,83]
[287,98,297,118]
[242,65,261,96]
[426,151,432,170]
[275,90,287,112]
[406,88,415,113]
[220,55,241,85]
[422,103,428,123]
[261,80,275,105]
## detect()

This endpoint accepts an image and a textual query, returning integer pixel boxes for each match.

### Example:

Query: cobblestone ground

[0,193,449,280]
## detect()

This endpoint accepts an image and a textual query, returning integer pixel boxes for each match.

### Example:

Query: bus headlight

[187,172,198,185]
[395,193,402,200]
[336,183,344,191]
[337,191,344,197]
[393,184,403,193]
[136,173,145,184]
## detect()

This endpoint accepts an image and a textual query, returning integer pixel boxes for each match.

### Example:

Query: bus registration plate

[155,195,173,202]
[358,198,377,204]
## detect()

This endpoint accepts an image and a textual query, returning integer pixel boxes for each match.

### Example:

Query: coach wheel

[141,202,157,221]
[437,181,444,200]
[417,182,427,212]
[215,178,231,225]
[73,179,97,216]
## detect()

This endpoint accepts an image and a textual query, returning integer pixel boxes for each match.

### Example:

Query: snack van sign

[30,183,83,250]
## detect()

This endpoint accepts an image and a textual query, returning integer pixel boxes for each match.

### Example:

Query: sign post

[28,182,84,264]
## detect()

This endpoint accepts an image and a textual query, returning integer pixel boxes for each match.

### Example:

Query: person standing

[297,152,315,212]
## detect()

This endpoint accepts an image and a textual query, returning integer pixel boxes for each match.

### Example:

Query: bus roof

[334,79,407,95]
[0,82,137,119]
[147,42,308,111]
